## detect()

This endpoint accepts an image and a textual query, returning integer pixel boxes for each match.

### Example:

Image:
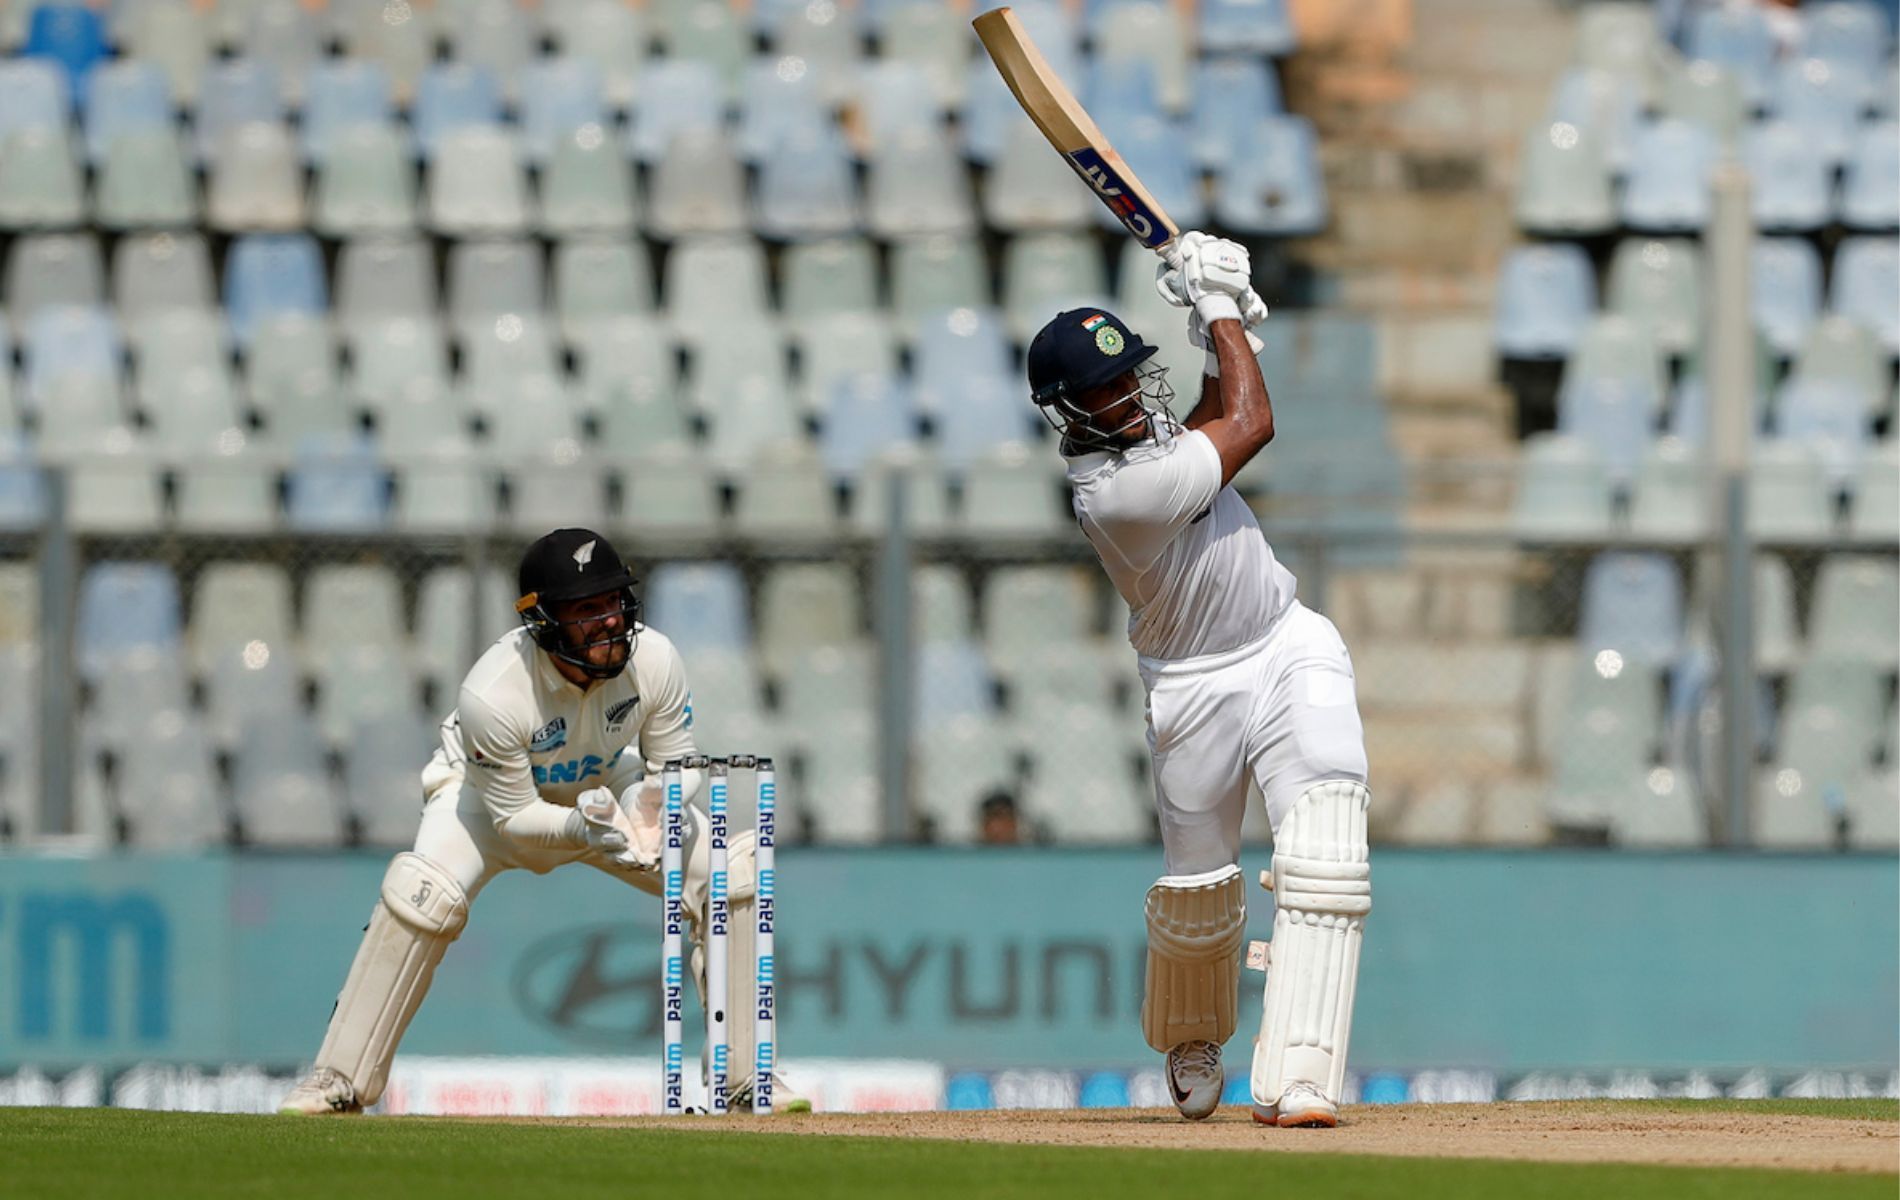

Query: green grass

[1605,1098,1900,1121]
[1,1108,1893,1200]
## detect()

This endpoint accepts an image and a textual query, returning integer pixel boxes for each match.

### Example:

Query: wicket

[661,755,777,1116]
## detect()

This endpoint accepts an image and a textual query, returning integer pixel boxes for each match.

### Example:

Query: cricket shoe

[726,1072,813,1115]
[277,1067,363,1116]
[1165,1040,1224,1120]
[1252,1081,1338,1128]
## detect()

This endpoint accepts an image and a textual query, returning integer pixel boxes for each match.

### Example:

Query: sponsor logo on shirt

[529,717,568,754]
[605,696,639,728]
[467,748,501,771]
[533,746,626,787]
[683,693,694,729]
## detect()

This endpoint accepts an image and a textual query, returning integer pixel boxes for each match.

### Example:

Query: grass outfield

[2,1106,1894,1200]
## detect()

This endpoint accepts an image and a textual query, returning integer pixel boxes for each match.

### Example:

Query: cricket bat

[973,5,1180,256]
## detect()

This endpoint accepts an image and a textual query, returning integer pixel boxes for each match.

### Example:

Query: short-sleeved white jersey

[1067,427,1297,662]
[426,624,698,848]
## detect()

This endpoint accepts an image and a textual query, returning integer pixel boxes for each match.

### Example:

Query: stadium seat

[1515,121,1615,235]
[869,127,979,238]
[1800,1,1894,87]
[1846,772,1899,850]
[0,126,83,231]
[0,57,69,140]
[1809,556,1900,667]
[1621,118,1716,232]
[1686,3,1776,104]
[301,59,395,164]
[1190,58,1282,171]
[112,234,211,328]
[1197,0,1295,56]
[414,566,514,692]
[224,233,325,347]
[1606,238,1702,359]
[1848,440,1899,539]
[1840,121,1900,230]
[1751,238,1823,357]
[312,122,416,237]
[237,0,322,108]
[335,236,436,333]
[1002,232,1109,344]
[208,121,306,233]
[756,125,862,241]
[1562,315,1669,414]
[120,715,226,849]
[700,368,800,472]
[426,126,529,236]
[626,60,724,165]
[84,61,172,164]
[736,54,830,163]
[665,237,772,347]
[657,0,749,93]
[344,710,435,847]
[759,565,861,670]
[538,125,637,237]
[1746,440,1836,541]
[1769,58,1861,166]
[819,374,916,477]
[1557,375,1657,486]
[961,444,1067,536]
[122,0,210,106]
[648,126,749,239]
[332,0,432,105]
[544,0,648,110]
[1511,433,1615,541]
[447,239,545,336]
[782,238,879,333]
[880,1,968,108]
[1493,243,1595,360]
[1745,120,1833,232]
[519,57,607,165]
[1789,316,1886,421]
[1661,58,1746,145]
[799,313,898,416]
[283,435,389,532]
[1627,437,1708,543]
[853,62,941,161]
[554,240,655,339]
[95,129,198,231]
[1547,653,1661,829]
[230,720,345,847]
[1091,116,1205,235]
[985,118,1094,233]
[1830,238,1900,353]
[67,445,166,532]
[891,236,989,337]
[5,232,102,328]
[441,0,534,103]
[1215,114,1327,236]
[22,305,121,401]
[412,64,504,159]
[1096,1,1190,114]
[618,449,724,538]
[21,3,108,102]
[77,562,183,680]
[732,444,841,537]
[1776,376,1869,489]
[193,61,285,165]
[1578,552,1683,668]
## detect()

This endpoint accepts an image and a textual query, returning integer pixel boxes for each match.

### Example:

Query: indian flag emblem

[1081,313,1108,332]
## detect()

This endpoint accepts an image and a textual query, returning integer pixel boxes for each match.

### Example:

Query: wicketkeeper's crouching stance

[1026,232,1371,1127]
[280,529,804,1115]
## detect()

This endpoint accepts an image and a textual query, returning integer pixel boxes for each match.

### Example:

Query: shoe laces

[1173,1041,1222,1082]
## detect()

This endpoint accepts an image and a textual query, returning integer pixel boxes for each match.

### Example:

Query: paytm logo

[2,891,170,1042]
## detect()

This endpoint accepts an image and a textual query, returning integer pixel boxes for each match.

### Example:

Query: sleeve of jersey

[1097,431,1224,545]
[459,689,588,850]
[635,638,698,776]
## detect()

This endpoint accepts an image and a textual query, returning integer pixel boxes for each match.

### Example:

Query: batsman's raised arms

[973,5,1180,253]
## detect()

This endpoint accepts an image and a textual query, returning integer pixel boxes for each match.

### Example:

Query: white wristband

[1194,293,1243,326]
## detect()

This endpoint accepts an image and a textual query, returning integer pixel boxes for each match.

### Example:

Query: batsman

[1026,233,1372,1127]
[279,528,803,1115]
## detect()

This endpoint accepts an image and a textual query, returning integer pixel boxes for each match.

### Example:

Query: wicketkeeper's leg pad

[1250,780,1371,1110]
[1141,863,1248,1053]
[313,852,469,1106]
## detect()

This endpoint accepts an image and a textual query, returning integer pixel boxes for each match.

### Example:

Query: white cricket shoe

[277,1067,363,1116]
[1165,1040,1224,1120]
[1253,1081,1338,1128]
[726,1072,812,1115]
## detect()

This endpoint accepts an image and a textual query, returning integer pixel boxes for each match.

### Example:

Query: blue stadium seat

[1494,243,1596,360]
[21,3,109,104]
[224,233,326,347]
[1752,237,1823,358]
[853,62,939,158]
[1510,433,1614,541]
[413,63,503,159]
[820,375,917,477]
[1579,552,1683,668]
[1196,0,1295,56]
[1830,237,1900,353]
[1840,121,1900,230]
[626,59,724,164]
[0,59,69,140]
[301,59,395,164]
[284,435,390,532]
[1686,4,1776,104]
[1546,66,1641,176]
[1769,58,1861,165]
[759,125,862,241]
[1621,118,1715,232]
[1516,120,1615,234]
[912,308,1015,400]
[194,60,286,164]
[913,639,997,727]
[933,375,1036,470]
[1214,114,1327,235]
[1800,1,1893,94]
[1776,376,1870,488]
[519,56,606,164]
[1745,120,1832,232]
[736,54,829,162]
[1089,115,1204,233]
[1083,57,1161,139]
[1558,376,1656,485]
[1190,58,1282,171]
[0,449,46,529]
[646,562,753,650]
[23,305,119,397]
[77,561,184,678]
[83,61,171,163]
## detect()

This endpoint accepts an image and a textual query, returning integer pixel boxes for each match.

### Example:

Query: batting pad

[314,852,469,1106]
[1250,780,1372,1109]
[1141,863,1247,1052]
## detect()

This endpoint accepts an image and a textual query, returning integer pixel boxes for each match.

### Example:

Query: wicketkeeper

[280,528,804,1115]
[1025,232,1373,1127]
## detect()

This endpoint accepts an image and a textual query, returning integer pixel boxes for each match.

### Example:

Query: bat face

[1068,147,1173,249]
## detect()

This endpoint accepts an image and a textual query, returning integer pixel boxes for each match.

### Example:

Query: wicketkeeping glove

[579,786,652,871]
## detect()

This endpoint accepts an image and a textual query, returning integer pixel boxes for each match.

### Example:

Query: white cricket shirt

[425,624,698,849]
[1067,427,1297,662]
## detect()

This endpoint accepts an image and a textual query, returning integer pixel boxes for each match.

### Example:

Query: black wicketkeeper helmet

[514,528,642,681]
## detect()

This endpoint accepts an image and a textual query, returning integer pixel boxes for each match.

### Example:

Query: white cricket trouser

[410,774,665,902]
[1139,602,1369,875]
